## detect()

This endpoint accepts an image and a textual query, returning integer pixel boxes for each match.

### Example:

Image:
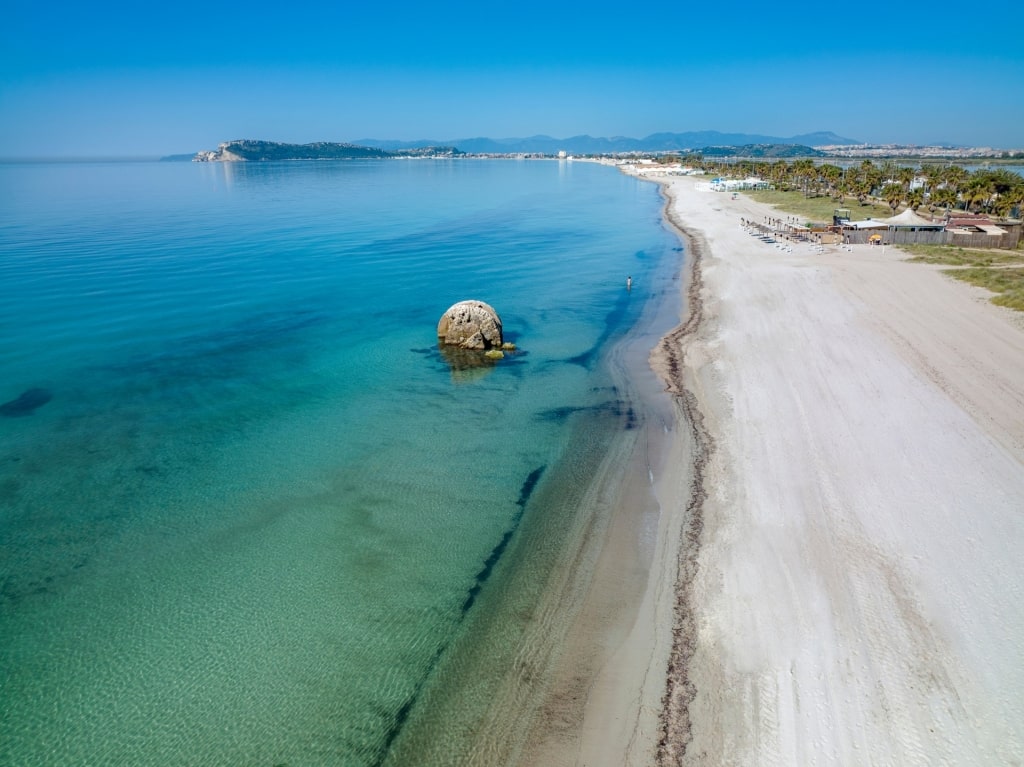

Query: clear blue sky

[2,0,1021,157]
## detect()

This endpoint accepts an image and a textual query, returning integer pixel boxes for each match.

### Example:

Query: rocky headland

[193,140,462,162]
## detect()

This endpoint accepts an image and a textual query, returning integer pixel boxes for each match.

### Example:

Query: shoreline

[568,174,716,766]
[508,181,694,766]
[510,171,710,766]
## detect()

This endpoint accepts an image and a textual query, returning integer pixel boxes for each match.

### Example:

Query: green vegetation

[747,189,890,224]
[944,267,1024,311]
[700,144,825,159]
[902,243,1024,266]
[223,140,390,160]
[208,140,463,161]
[697,156,1024,219]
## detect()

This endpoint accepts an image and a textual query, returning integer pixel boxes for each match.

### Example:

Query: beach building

[945,215,1021,248]
[840,209,1020,248]
[710,177,771,192]
[946,215,1008,237]
[841,209,945,244]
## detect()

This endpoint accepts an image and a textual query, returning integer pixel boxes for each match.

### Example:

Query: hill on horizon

[354,130,861,154]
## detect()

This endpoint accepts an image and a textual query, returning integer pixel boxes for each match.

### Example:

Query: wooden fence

[841,228,1020,249]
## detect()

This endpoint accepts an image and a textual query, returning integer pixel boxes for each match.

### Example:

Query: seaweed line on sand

[650,182,714,767]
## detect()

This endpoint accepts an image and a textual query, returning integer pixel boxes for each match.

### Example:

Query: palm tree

[922,164,945,195]
[977,169,1023,216]
[819,164,842,198]
[851,176,872,206]
[859,161,883,198]
[991,192,1018,218]
[931,187,957,215]
[907,188,925,212]
[882,182,904,215]
[942,165,968,198]
[1006,185,1024,219]
[896,165,916,190]
[962,176,995,213]
[790,158,817,196]
[833,176,851,203]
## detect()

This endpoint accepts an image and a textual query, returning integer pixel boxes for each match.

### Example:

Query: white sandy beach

[559,172,1024,766]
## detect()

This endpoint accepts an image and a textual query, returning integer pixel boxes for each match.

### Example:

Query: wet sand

[515,172,708,766]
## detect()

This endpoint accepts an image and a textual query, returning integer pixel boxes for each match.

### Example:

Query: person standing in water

[626,275,632,291]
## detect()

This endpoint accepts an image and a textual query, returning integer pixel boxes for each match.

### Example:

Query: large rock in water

[437,300,503,350]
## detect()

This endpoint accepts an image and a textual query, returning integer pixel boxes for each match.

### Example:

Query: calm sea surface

[0,159,680,765]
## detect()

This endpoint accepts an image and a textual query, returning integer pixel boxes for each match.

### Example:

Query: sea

[0,158,682,765]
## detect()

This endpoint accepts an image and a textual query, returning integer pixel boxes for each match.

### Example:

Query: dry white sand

[650,176,1024,766]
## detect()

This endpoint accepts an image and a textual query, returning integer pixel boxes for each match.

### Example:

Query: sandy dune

[660,177,1024,765]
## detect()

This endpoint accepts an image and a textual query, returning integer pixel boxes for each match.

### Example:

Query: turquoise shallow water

[0,158,679,765]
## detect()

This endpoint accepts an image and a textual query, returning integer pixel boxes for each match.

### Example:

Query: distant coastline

[188,135,1024,164]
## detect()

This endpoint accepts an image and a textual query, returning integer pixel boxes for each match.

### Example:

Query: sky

[2,0,1022,157]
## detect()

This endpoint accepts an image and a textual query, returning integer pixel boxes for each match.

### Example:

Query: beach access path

[657,176,1024,765]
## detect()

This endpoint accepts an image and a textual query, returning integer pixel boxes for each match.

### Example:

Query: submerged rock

[438,345,498,383]
[0,387,52,417]
[437,300,503,350]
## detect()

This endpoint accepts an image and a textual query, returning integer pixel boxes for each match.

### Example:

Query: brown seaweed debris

[650,184,715,766]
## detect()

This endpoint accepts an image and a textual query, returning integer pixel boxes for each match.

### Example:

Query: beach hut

[879,209,945,231]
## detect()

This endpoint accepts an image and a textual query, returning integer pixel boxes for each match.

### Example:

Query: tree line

[661,156,1024,218]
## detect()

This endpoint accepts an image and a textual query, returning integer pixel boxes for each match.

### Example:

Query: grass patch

[902,243,1024,266]
[944,267,1024,311]
[746,189,891,224]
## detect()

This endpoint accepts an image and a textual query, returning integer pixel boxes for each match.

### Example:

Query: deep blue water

[0,158,679,765]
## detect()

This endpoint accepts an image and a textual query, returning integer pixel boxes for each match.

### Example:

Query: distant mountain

[788,131,861,146]
[355,130,862,154]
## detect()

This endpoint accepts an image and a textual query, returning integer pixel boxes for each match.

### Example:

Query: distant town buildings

[819,144,1019,159]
